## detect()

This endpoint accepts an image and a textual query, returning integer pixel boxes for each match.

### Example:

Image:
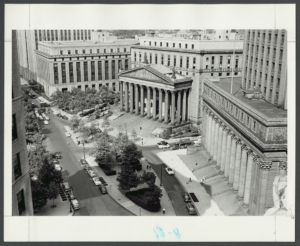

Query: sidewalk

[35,196,74,216]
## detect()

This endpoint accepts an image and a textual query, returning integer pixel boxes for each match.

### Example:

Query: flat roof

[212,77,287,119]
[39,39,139,48]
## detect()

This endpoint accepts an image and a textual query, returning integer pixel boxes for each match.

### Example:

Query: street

[40,110,133,216]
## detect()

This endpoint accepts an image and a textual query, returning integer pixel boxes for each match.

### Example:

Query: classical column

[140,85,144,116]
[187,89,191,120]
[202,107,207,147]
[210,116,216,157]
[249,156,259,213]
[146,86,151,118]
[171,91,176,125]
[120,81,124,111]
[207,112,212,154]
[135,84,139,115]
[177,90,182,124]
[220,126,227,172]
[217,122,223,168]
[213,119,219,162]
[243,151,255,206]
[153,88,157,120]
[182,89,187,123]
[224,130,232,178]
[158,89,163,121]
[164,90,169,124]
[130,83,134,114]
[229,135,237,184]
[124,82,129,112]
[233,141,243,191]
[238,145,249,198]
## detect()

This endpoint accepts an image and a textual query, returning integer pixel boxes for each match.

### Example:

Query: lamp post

[160,164,163,187]
[69,186,73,213]
[83,142,86,159]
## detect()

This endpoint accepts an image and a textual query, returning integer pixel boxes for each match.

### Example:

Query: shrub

[125,188,161,212]
[98,163,117,176]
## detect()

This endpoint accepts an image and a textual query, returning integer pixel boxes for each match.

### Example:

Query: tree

[117,164,141,191]
[131,128,137,140]
[144,185,162,207]
[141,171,156,189]
[79,126,91,141]
[48,181,59,208]
[101,116,110,128]
[31,179,49,213]
[38,158,63,188]
[70,116,82,131]
[111,132,131,159]
[121,143,143,167]
[27,141,48,170]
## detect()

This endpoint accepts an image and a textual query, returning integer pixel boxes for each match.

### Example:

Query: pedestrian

[163,208,166,214]
[192,169,194,173]
[78,140,80,145]
[189,177,192,182]
[195,162,198,166]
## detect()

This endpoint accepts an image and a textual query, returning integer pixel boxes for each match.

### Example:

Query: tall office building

[12,30,34,216]
[200,29,287,215]
[131,36,243,125]
[241,29,287,110]
[16,30,93,85]
[35,31,138,96]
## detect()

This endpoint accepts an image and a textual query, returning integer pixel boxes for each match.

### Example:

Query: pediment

[122,68,165,83]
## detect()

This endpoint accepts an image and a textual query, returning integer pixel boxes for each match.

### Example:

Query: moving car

[62,115,68,120]
[165,167,175,176]
[87,170,97,178]
[157,141,170,149]
[186,203,197,215]
[92,177,102,186]
[62,182,71,192]
[54,164,62,171]
[182,192,191,203]
[70,199,80,211]
[44,120,49,125]
[99,185,108,194]
[65,132,71,137]
[80,159,88,165]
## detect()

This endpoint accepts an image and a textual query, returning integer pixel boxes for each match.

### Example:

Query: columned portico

[158,89,163,121]
[153,88,157,120]
[140,85,144,116]
[147,86,151,118]
[124,82,129,112]
[171,91,176,125]
[182,89,187,123]
[164,90,169,124]
[135,84,139,115]
[120,81,124,111]
[177,90,182,124]
[130,83,134,114]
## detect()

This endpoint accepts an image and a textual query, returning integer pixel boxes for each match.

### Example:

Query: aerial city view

[12,29,287,217]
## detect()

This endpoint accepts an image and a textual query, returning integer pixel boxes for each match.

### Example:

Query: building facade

[119,64,193,125]
[34,34,138,96]
[241,29,287,109]
[16,30,93,84]
[12,30,34,216]
[131,36,243,125]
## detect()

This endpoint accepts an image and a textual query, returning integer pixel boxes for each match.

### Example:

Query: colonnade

[201,105,287,214]
[119,81,191,125]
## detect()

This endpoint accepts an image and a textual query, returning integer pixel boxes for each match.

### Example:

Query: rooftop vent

[241,89,262,100]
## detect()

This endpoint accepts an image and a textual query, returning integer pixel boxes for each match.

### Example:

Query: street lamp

[69,186,73,213]
[83,142,86,159]
[160,164,163,187]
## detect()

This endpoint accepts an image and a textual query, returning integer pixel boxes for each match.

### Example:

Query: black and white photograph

[5,4,295,242]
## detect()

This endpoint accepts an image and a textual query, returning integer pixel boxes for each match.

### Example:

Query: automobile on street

[44,120,49,125]
[92,177,102,186]
[80,159,88,165]
[83,164,92,172]
[67,190,75,200]
[99,185,108,194]
[87,170,97,178]
[44,116,50,120]
[186,203,197,215]
[62,115,68,120]
[182,192,191,202]
[65,132,71,137]
[165,167,175,175]
[52,152,62,159]
[157,141,170,149]
[54,164,62,171]
[62,182,71,192]
[71,199,80,211]
[50,159,59,164]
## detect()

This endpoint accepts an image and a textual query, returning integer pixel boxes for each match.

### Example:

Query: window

[90,49,92,54]
[124,48,127,52]
[98,61,102,80]
[154,42,157,46]
[12,114,17,140]
[173,43,175,48]
[54,63,59,84]
[220,56,223,65]
[61,63,66,83]
[211,73,213,76]
[240,112,244,122]
[179,43,181,48]
[91,61,95,81]
[117,48,120,53]
[84,62,88,81]
[134,52,136,62]
[17,190,26,215]
[68,50,71,55]
[149,41,151,46]
[97,49,99,54]
[85,85,88,91]
[111,49,113,53]
[139,52,142,62]
[13,153,21,180]
[206,57,209,62]
[104,49,106,53]
[192,44,194,49]
[166,43,168,47]
[252,121,256,131]
[161,55,164,65]
[193,57,196,69]
[60,50,63,55]
[112,60,115,79]
[230,104,233,113]
[180,56,182,67]
[76,62,81,82]
[83,49,85,54]
[149,53,152,63]
[227,73,230,76]
[155,54,157,64]
[125,59,128,70]
[212,56,214,65]
[167,55,170,66]
[75,50,78,54]
[186,57,189,68]
[174,56,176,66]
[185,44,188,49]
[69,63,74,83]
[105,61,109,80]
[160,42,162,47]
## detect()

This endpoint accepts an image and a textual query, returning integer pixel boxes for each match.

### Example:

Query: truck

[175,138,192,148]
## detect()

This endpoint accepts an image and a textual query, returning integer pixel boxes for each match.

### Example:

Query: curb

[107,192,137,216]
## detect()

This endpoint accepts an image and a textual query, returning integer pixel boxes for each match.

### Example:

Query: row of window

[53,60,128,84]
[247,30,285,46]
[205,86,259,132]
[58,47,127,56]
[35,30,91,42]
[61,82,117,93]
[146,40,195,49]
[247,44,284,61]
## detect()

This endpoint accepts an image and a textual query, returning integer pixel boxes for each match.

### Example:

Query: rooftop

[39,39,139,48]
[209,77,287,119]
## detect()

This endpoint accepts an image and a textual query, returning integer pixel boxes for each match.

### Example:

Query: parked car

[169,144,180,150]
[57,113,62,118]
[62,182,71,192]
[87,170,97,178]
[92,177,102,186]
[54,164,62,171]
[165,167,174,175]
[62,115,68,120]
[44,120,49,125]
[186,203,197,215]
[83,164,92,172]
[182,192,191,202]
[80,159,88,165]
[67,190,75,200]
[44,116,50,121]
[157,141,170,149]
[50,159,59,164]
[99,185,107,194]
[70,199,80,211]
[52,152,62,159]
[65,132,71,137]
[40,134,46,140]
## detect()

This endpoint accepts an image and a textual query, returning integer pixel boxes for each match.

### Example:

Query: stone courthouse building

[201,29,287,215]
